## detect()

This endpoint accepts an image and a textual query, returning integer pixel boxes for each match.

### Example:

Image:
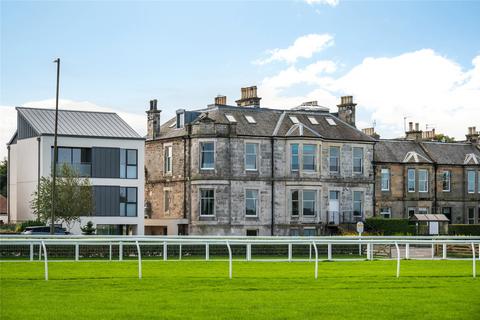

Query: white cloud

[259,46,480,140]
[0,99,146,160]
[254,33,334,65]
[305,0,339,7]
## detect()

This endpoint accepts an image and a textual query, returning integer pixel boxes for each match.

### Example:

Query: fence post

[39,244,42,261]
[29,243,34,261]
[135,241,142,280]
[405,243,410,260]
[163,241,167,261]
[41,241,48,281]
[478,244,479,260]
[442,243,447,260]
[109,243,112,261]
[309,243,312,262]
[472,243,476,279]
[75,244,79,261]
[226,241,232,279]
[206,244,210,261]
[288,243,292,262]
[312,241,318,280]
[119,242,123,261]
[327,243,332,261]
[394,242,400,278]
[366,243,371,260]
[431,244,435,259]
[179,244,182,260]
[246,243,251,261]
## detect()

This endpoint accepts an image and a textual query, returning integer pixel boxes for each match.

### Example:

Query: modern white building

[7,107,145,235]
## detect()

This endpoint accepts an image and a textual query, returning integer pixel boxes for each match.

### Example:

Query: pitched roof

[158,105,375,142]
[374,140,432,163]
[420,141,480,165]
[16,107,142,140]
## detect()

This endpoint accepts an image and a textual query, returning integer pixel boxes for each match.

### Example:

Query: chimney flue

[408,122,413,131]
[215,95,227,105]
[415,123,419,131]
[337,95,357,127]
[146,99,161,140]
[236,85,261,108]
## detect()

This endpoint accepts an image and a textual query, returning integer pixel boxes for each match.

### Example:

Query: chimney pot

[415,123,419,131]
[215,95,227,105]
[408,122,413,131]
[236,85,261,107]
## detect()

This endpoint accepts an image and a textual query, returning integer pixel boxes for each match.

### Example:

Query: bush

[365,218,416,235]
[15,220,45,233]
[448,224,480,236]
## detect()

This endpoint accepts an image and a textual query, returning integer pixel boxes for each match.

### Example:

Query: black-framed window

[120,187,137,217]
[120,149,137,179]
[291,190,299,216]
[442,207,452,223]
[52,147,92,177]
[200,189,215,216]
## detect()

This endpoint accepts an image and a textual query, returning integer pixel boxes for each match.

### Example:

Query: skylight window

[225,114,237,123]
[245,115,256,124]
[308,116,318,125]
[325,118,336,126]
[289,116,299,124]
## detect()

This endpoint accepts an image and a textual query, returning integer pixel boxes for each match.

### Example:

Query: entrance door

[329,191,340,224]
[429,222,439,235]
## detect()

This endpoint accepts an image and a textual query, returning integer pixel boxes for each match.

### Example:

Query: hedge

[448,224,480,236]
[365,218,416,235]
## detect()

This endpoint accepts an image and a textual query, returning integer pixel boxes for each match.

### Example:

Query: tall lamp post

[51,58,60,235]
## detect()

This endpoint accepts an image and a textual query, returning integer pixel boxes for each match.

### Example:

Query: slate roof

[421,142,480,165]
[158,105,375,142]
[375,139,480,165]
[16,107,142,140]
[374,140,432,163]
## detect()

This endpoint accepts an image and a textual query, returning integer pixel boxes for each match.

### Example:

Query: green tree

[433,134,455,143]
[0,158,7,197]
[31,164,94,231]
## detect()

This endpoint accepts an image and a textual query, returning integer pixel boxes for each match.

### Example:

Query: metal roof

[411,214,450,222]
[16,107,142,139]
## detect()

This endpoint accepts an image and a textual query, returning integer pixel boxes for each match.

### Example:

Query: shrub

[81,221,96,235]
[15,220,45,233]
[365,218,416,235]
[448,224,480,236]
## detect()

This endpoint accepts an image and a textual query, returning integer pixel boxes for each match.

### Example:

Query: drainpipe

[433,163,438,215]
[372,159,377,218]
[270,137,275,236]
[183,137,187,220]
[37,137,41,221]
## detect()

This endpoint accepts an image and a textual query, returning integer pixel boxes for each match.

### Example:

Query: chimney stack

[214,95,227,105]
[361,127,380,139]
[235,86,261,108]
[466,126,479,145]
[146,99,161,140]
[405,122,423,141]
[337,95,357,127]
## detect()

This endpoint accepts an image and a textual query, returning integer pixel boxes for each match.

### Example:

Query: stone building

[373,124,480,225]
[144,88,376,236]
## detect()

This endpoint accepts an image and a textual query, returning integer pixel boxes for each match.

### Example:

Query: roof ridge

[16,106,117,115]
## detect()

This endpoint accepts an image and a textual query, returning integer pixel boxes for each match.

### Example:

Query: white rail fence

[0,236,479,281]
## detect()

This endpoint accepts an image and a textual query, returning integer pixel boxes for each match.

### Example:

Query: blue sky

[1,0,480,158]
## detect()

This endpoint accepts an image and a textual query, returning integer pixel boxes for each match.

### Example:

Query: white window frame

[329,146,340,173]
[163,144,173,175]
[380,207,391,219]
[290,189,319,217]
[418,207,429,214]
[302,190,317,216]
[353,191,363,217]
[245,115,256,124]
[352,147,364,174]
[289,116,299,124]
[290,143,300,172]
[307,116,318,125]
[467,170,475,194]
[245,142,259,172]
[290,190,300,216]
[225,114,236,123]
[418,169,428,193]
[199,140,215,170]
[407,168,415,192]
[442,170,451,192]
[302,144,317,172]
[245,189,259,217]
[176,112,185,129]
[325,118,336,126]
[199,188,215,217]
[381,168,390,191]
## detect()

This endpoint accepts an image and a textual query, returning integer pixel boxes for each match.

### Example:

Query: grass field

[1,260,479,319]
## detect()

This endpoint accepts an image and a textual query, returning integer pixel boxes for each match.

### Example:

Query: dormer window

[245,115,256,124]
[225,114,237,123]
[289,116,299,124]
[308,116,318,125]
[325,118,336,126]
[176,111,185,129]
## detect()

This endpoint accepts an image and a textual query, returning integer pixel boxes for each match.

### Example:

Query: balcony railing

[327,211,363,225]
[55,162,92,177]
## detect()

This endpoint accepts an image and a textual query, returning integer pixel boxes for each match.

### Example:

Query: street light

[51,58,60,235]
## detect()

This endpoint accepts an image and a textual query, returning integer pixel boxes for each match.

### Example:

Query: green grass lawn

[1,260,479,319]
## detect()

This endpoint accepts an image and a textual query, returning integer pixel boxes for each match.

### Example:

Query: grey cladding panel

[17,114,38,140]
[94,186,120,216]
[92,147,120,178]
